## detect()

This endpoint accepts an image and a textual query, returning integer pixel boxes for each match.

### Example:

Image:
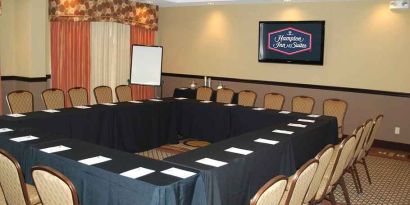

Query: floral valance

[49,0,159,30]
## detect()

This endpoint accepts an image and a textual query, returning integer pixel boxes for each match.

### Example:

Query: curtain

[0,69,2,114]
[50,21,90,106]
[90,22,130,103]
[130,26,156,100]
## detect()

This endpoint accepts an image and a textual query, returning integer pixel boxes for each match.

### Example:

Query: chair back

[216,88,234,104]
[348,125,365,167]
[264,93,285,110]
[357,119,376,161]
[304,145,334,204]
[284,159,319,205]
[0,149,31,205]
[94,86,113,104]
[196,87,213,101]
[329,135,356,186]
[7,90,34,114]
[250,175,287,205]
[42,88,65,110]
[32,166,79,205]
[238,90,257,107]
[292,96,315,114]
[323,99,347,128]
[68,87,88,107]
[364,115,383,153]
[115,85,132,102]
[0,186,6,205]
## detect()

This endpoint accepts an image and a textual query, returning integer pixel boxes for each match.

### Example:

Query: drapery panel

[90,22,130,103]
[49,0,158,30]
[130,26,155,100]
[0,69,3,114]
[50,21,91,107]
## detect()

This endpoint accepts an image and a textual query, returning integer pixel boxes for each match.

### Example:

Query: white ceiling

[136,0,362,7]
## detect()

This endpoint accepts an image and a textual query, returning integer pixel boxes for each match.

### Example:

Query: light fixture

[390,0,409,10]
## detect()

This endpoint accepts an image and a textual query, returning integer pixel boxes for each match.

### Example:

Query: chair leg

[362,158,372,184]
[329,192,337,205]
[353,164,363,193]
[339,176,352,205]
[348,168,361,194]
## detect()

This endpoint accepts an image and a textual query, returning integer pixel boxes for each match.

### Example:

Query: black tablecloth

[173,88,239,104]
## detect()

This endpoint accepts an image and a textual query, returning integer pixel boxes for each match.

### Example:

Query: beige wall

[158,0,410,93]
[0,0,49,77]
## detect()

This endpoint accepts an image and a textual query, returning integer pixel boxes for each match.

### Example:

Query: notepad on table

[41,145,71,153]
[298,119,315,123]
[174,97,188,100]
[0,128,13,133]
[42,109,60,113]
[78,156,112,165]
[288,123,307,128]
[161,167,196,179]
[279,111,291,114]
[272,129,294,135]
[10,135,39,142]
[101,103,116,106]
[307,114,321,118]
[74,106,91,109]
[7,113,26,118]
[178,87,188,90]
[120,167,155,179]
[196,158,227,167]
[129,101,143,104]
[254,138,279,145]
[224,104,236,107]
[200,100,212,103]
[252,107,266,111]
[225,147,253,155]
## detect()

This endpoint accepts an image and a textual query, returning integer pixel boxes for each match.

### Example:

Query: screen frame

[258,21,325,66]
[129,44,164,86]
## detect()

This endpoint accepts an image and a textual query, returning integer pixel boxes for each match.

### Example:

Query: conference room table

[0,97,338,205]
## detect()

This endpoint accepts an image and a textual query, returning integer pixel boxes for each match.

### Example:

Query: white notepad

[178,87,188,90]
[129,101,143,104]
[196,158,228,167]
[288,123,307,128]
[225,147,253,155]
[78,156,112,165]
[307,114,321,118]
[10,135,39,142]
[272,129,294,135]
[252,107,266,111]
[279,111,291,114]
[0,128,13,133]
[161,167,197,179]
[42,109,60,113]
[101,103,116,106]
[254,138,279,145]
[224,104,236,107]
[40,145,71,153]
[200,100,212,103]
[174,97,188,100]
[7,113,26,118]
[120,167,155,179]
[74,106,91,109]
[298,119,315,123]
[149,99,163,102]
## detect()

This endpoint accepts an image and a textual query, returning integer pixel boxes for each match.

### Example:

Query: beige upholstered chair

[238,90,257,107]
[250,175,287,205]
[115,85,133,102]
[68,87,89,107]
[196,86,213,101]
[344,125,365,193]
[94,86,113,104]
[264,93,285,110]
[32,166,79,205]
[323,99,348,139]
[6,90,34,114]
[216,88,234,104]
[291,96,315,114]
[0,149,41,205]
[0,186,6,205]
[303,145,334,205]
[363,115,383,157]
[42,88,65,110]
[280,159,319,205]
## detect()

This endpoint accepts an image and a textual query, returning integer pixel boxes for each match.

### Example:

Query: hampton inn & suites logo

[267,27,312,55]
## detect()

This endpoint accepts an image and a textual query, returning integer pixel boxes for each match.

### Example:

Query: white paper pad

[101,103,116,106]
[279,111,291,114]
[307,114,321,118]
[7,113,26,118]
[288,123,307,128]
[120,167,155,179]
[254,138,279,145]
[200,100,212,103]
[161,167,197,179]
[174,97,188,100]
[252,107,266,111]
[0,128,14,133]
[178,87,188,90]
[129,101,143,104]
[196,158,228,167]
[298,119,315,123]
[272,129,294,135]
[149,99,163,102]
[74,106,91,109]
[42,109,60,113]
[78,156,112,165]
[224,104,236,107]
[225,147,253,155]
[10,135,39,142]
[40,145,71,153]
